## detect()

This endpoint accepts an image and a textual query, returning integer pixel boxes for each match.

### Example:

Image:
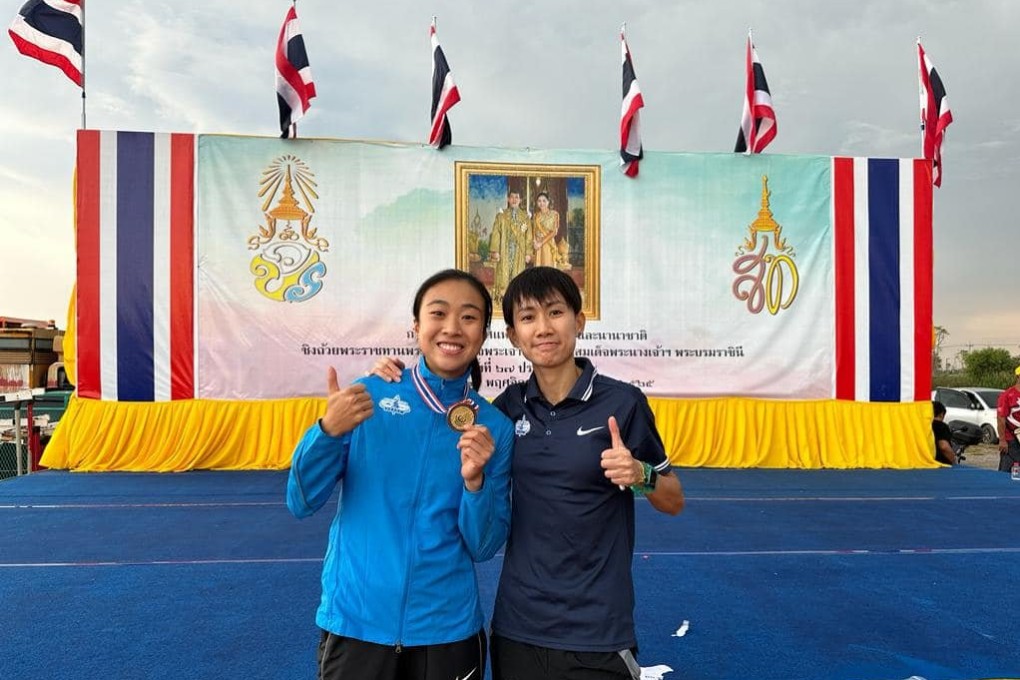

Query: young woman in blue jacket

[287,269,515,680]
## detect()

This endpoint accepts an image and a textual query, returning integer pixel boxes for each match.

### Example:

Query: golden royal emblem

[446,400,479,432]
[732,176,800,315]
[248,155,330,303]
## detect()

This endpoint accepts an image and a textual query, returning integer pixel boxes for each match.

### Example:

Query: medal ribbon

[411,362,470,415]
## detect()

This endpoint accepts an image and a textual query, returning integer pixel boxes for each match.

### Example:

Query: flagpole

[80,0,86,129]
[916,36,924,158]
[292,0,296,138]
[288,0,295,139]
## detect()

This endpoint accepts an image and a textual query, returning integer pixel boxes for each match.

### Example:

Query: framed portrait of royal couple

[454,161,602,319]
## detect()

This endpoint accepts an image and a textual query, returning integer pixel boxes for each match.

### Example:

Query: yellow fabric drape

[63,283,77,387]
[42,394,936,472]
[42,396,327,472]
[649,397,937,469]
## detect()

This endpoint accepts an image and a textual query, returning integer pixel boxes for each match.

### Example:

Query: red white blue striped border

[833,157,933,402]
[76,130,195,402]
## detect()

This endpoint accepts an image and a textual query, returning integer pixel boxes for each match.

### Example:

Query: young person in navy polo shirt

[488,266,684,680]
[373,266,684,679]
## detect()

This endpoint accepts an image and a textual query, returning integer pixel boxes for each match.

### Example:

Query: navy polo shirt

[491,358,670,652]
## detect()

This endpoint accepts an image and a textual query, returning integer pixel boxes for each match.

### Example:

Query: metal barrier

[0,388,43,481]
[0,440,28,480]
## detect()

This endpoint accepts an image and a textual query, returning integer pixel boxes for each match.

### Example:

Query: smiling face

[413,278,488,379]
[506,290,584,370]
[536,193,550,212]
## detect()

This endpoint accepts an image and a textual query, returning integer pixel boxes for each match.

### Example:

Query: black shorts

[317,629,486,680]
[490,634,640,680]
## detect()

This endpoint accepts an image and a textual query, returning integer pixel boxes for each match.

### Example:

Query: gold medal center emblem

[447,401,478,432]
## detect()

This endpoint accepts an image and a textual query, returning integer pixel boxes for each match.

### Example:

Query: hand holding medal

[457,423,494,492]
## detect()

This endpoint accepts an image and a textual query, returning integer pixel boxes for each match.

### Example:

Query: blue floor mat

[2,467,1018,680]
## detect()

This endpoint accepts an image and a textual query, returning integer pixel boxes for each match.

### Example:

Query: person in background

[287,269,514,680]
[531,191,560,267]
[997,365,1020,472]
[489,190,532,304]
[931,400,956,465]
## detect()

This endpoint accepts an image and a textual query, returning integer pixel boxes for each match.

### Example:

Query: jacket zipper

[395,404,437,651]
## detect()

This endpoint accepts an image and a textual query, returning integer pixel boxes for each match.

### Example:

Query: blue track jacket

[287,358,514,647]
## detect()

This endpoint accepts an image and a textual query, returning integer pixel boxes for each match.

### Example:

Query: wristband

[630,462,657,495]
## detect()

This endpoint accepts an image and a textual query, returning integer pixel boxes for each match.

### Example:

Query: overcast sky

[1,0,1015,355]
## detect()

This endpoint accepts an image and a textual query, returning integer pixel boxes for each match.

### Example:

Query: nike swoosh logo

[576,426,605,436]
[456,668,477,680]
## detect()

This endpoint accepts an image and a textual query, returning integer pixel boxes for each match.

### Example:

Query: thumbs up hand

[320,367,374,437]
[600,416,643,487]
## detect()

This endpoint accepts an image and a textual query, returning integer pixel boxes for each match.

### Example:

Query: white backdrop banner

[196,136,835,400]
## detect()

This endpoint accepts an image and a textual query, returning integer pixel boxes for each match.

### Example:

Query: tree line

[933,327,1017,388]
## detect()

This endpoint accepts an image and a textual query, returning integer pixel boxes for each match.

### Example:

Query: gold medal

[412,362,476,432]
[446,400,478,432]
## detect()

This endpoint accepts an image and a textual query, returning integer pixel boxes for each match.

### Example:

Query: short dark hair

[502,266,582,327]
[932,400,946,418]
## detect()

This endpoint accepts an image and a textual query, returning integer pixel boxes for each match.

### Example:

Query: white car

[932,387,1002,444]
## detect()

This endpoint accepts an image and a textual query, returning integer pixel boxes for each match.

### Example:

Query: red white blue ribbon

[411,362,469,414]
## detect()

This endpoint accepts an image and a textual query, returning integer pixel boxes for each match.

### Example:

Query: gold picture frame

[455,161,601,319]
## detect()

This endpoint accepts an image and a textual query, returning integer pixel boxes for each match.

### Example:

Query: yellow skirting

[649,397,936,468]
[41,394,937,472]
[42,395,327,472]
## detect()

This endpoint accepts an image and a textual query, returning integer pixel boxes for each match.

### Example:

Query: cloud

[0,164,50,189]
[839,121,919,156]
[949,311,1020,350]
[0,187,75,322]
[113,5,271,133]
[1,0,1017,349]
[0,107,77,142]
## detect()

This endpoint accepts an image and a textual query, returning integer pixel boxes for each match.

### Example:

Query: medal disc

[447,400,478,432]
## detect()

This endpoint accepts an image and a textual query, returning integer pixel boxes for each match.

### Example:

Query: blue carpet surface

[2,467,1018,680]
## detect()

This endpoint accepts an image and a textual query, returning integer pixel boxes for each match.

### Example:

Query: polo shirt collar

[524,357,597,404]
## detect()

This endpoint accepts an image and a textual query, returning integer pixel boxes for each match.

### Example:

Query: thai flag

[734,32,776,155]
[276,4,316,139]
[619,29,644,178]
[75,130,196,402]
[833,157,933,402]
[917,40,953,187]
[8,0,83,87]
[428,19,460,148]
